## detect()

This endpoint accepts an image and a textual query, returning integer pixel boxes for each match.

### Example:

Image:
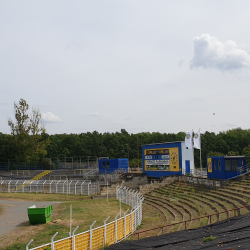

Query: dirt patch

[0,224,46,249]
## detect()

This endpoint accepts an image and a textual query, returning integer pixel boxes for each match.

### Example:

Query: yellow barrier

[30,187,143,250]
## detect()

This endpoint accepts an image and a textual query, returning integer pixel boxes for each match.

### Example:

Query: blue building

[142,141,194,178]
[98,158,129,174]
[207,156,246,179]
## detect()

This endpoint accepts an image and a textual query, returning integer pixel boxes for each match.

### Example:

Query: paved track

[0,199,59,238]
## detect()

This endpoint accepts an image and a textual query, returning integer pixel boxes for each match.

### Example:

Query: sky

[1,0,250,135]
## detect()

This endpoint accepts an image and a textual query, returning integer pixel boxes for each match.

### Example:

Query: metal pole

[72,226,79,250]
[192,129,194,170]
[137,137,139,172]
[90,221,96,250]
[67,178,68,197]
[199,128,202,171]
[115,212,120,243]
[107,181,108,202]
[70,204,72,236]
[124,209,129,238]
[51,232,58,250]
[120,196,121,218]
[26,239,33,250]
[104,216,110,246]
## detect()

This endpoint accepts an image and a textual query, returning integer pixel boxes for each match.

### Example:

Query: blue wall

[99,158,128,174]
[207,156,246,179]
[142,142,182,178]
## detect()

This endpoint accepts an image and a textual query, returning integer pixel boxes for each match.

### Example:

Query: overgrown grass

[203,235,216,242]
[0,195,130,249]
[0,243,27,250]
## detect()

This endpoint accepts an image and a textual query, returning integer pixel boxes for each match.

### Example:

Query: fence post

[88,182,90,196]
[116,185,119,199]
[104,216,110,246]
[26,239,33,250]
[115,212,120,243]
[72,226,79,250]
[51,232,58,250]
[124,209,129,238]
[131,208,134,232]
[90,221,96,250]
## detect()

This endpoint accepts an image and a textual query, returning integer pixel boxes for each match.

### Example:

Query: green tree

[207,151,225,157]
[8,99,50,162]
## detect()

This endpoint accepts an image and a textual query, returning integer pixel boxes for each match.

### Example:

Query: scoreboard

[144,147,180,172]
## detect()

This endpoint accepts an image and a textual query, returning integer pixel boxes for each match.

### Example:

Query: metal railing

[0,180,98,196]
[28,186,144,250]
[11,170,30,176]
[237,163,250,176]
[189,169,207,178]
[133,204,250,240]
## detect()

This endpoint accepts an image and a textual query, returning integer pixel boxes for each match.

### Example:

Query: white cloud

[42,112,62,123]
[190,34,250,71]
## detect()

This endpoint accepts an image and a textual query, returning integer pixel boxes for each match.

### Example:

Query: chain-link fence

[28,186,144,250]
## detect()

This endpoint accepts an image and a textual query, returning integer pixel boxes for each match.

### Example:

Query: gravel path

[0,199,60,238]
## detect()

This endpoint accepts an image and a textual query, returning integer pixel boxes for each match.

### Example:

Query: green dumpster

[27,204,53,225]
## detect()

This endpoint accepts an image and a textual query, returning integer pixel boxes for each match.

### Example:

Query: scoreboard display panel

[144,147,179,172]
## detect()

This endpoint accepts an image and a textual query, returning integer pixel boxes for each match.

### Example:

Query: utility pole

[128,137,129,172]
[137,137,139,172]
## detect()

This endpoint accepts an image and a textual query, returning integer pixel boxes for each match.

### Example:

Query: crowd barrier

[28,186,143,250]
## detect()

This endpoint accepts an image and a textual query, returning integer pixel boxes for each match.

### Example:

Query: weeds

[202,235,216,243]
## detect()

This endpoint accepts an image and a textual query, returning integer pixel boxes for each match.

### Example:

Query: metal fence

[0,180,99,196]
[28,186,144,250]
[134,204,250,240]
[189,169,207,178]
[0,156,98,171]
[179,175,222,189]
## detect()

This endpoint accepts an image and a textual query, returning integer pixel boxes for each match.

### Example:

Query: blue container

[207,156,246,179]
[99,158,128,174]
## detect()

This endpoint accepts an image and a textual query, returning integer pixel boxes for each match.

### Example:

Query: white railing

[28,186,143,250]
[0,180,99,196]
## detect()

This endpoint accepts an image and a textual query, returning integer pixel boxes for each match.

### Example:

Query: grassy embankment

[0,193,130,250]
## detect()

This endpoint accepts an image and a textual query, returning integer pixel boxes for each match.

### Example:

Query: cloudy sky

[1,1,250,135]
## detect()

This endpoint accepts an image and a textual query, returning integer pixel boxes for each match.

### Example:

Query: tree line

[1,99,250,168]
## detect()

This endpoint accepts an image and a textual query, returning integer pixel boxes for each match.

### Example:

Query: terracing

[134,177,250,239]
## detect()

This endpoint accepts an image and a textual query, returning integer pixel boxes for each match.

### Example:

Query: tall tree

[8,99,50,162]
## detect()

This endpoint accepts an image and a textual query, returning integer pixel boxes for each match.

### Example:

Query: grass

[129,203,165,240]
[0,243,27,250]
[202,235,216,243]
[0,192,90,202]
[0,193,130,250]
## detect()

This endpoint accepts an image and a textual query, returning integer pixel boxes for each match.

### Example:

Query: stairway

[12,170,52,191]
[31,170,52,180]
